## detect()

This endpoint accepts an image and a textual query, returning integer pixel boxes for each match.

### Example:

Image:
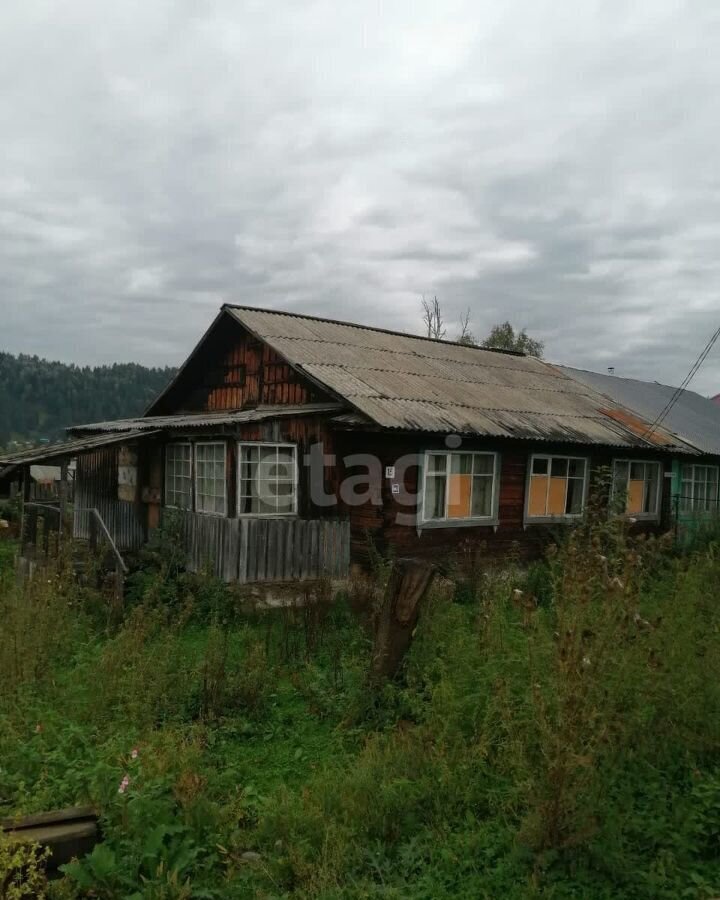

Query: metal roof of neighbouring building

[220,305,696,453]
[558,366,720,457]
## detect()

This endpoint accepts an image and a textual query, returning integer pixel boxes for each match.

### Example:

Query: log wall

[334,432,672,567]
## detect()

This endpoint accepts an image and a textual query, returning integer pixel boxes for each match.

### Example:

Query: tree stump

[370,558,435,683]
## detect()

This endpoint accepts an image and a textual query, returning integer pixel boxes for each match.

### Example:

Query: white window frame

[611,459,663,521]
[237,442,299,518]
[419,450,500,528]
[194,441,228,517]
[525,454,589,524]
[164,441,193,510]
[679,464,720,514]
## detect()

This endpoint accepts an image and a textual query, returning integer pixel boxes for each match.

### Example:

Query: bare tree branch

[420,295,446,340]
[457,308,477,346]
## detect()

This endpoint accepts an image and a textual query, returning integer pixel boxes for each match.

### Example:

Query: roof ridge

[224,303,529,357]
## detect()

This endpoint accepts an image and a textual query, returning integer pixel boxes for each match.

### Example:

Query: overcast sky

[2,1,720,393]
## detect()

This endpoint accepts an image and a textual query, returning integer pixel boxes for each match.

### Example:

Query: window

[195,442,227,516]
[612,460,661,518]
[238,443,298,516]
[680,464,719,513]
[165,443,192,509]
[527,455,587,519]
[421,451,498,524]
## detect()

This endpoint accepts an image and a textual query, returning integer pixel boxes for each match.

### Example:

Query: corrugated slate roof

[0,430,160,478]
[69,403,344,434]
[224,306,695,452]
[558,366,720,457]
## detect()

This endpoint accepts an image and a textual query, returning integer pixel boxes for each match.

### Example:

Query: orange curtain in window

[627,480,644,514]
[547,477,566,515]
[447,474,472,518]
[528,475,548,516]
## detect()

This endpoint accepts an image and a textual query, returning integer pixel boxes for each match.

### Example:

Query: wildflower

[118,775,130,794]
[34,723,43,734]
[130,748,139,760]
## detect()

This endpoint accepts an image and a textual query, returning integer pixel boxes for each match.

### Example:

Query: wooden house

[2,305,717,586]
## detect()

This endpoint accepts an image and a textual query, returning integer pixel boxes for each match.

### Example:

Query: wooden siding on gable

[205,339,314,411]
[152,319,330,416]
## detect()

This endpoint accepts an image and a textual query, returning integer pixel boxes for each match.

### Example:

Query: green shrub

[0,833,51,899]
[5,492,720,898]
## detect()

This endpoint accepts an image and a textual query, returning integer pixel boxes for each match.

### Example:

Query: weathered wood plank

[169,512,350,584]
[238,518,249,583]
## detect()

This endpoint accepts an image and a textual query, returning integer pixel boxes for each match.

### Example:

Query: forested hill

[0,352,177,446]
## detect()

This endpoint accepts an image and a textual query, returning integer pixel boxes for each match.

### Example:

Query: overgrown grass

[2,510,720,898]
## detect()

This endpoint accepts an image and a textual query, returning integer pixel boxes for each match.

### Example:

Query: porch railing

[169,511,351,584]
[20,502,127,603]
[20,502,63,559]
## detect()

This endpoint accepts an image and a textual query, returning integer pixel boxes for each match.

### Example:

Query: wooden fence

[169,511,351,583]
[20,502,63,559]
[10,482,75,503]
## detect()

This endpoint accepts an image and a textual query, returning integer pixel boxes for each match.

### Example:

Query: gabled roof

[219,305,694,452]
[558,366,720,457]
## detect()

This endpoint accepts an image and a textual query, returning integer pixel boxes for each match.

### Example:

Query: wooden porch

[170,510,351,584]
[19,496,350,587]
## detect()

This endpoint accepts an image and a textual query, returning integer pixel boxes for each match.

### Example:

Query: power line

[641,323,720,440]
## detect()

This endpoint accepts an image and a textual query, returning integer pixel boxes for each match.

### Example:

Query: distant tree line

[0,352,176,447]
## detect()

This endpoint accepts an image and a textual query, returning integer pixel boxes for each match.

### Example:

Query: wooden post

[89,511,98,553]
[19,466,31,554]
[58,459,68,552]
[114,564,125,616]
[369,558,435,683]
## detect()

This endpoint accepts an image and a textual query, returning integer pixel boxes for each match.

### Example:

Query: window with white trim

[612,460,661,518]
[165,443,192,509]
[195,442,227,516]
[527,455,587,520]
[421,451,498,524]
[680,464,719,513]
[238,443,298,516]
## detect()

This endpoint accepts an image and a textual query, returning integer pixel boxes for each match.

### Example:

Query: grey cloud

[1,0,720,394]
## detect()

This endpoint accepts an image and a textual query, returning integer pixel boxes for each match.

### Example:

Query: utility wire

[641,323,720,440]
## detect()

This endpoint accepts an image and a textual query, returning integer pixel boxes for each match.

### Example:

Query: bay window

[527,455,587,520]
[238,443,298,516]
[195,442,227,515]
[164,442,192,509]
[421,451,498,524]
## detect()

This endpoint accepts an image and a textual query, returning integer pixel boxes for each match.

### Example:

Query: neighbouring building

[558,366,720,538]
[2,305,718,586]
